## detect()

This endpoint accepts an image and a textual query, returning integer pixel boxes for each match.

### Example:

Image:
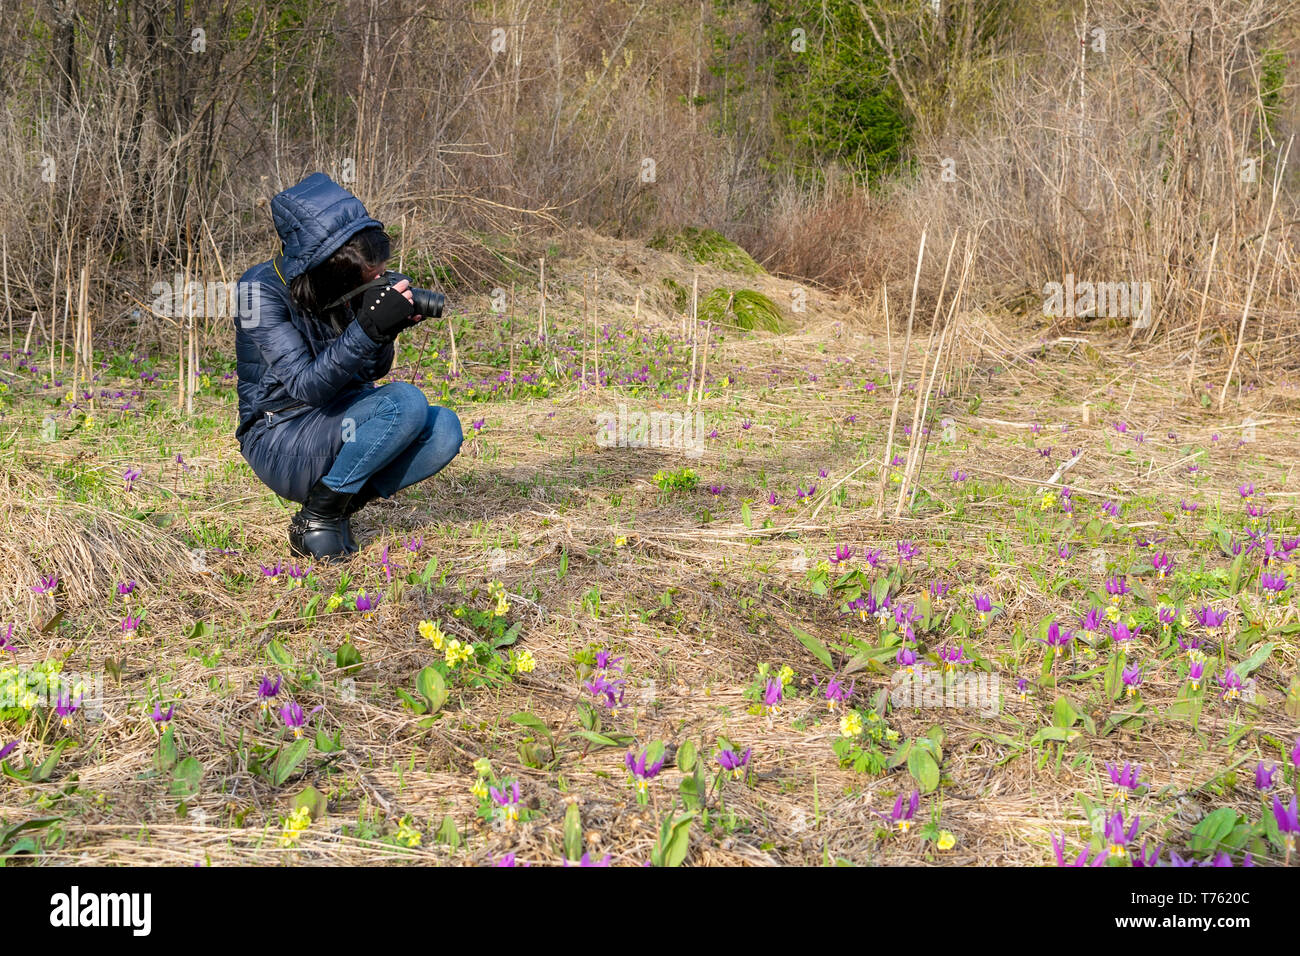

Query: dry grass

[1,230,1297,867]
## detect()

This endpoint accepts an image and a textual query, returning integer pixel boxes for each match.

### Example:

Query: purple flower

[1106,761,1143,796]
[117,580,136,600]
[0,623,15,656]
[1121,663,1143,695]
[831,544,855,566]
[717,746,752,779]
[1272,795,1299,852]
[564,852,611,867]
[1104,575,1129,600]
[1254,761,1277,790]
[1105,811,1140,858]
[405,535,423,552]
[280,700,322,738]
[1052,833,1106,867]
[1238,482,1255,500]
[54,690,81,727]
[762,678,783,714]
[939,644,971,672]
[151,702,176,731]
[121,613,142,633]
[355,590,379,618]
[896,646,918,671]
[1041,620,1074,655]
[625,747,666,797]
[0,741,17,761]
[31,573,58,595]
[1109,621,1140,645]
[123,467,142,491]
[951,469,969,482]
[1194,605,1228,628]
[1217,666,1245,702]
[259,561,283,581]
[973,593,993,623]
[1080,607,1103,632]
[1151,553,1173,579]
[258,675,282,712]
[490,780,524,822]
[1187,659,1206,690]
[821,676,855,710]
[470,418,485,431]
[881,790,920,833]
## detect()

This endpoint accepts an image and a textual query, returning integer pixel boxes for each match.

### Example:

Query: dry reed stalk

[1221,134,1292,410]
[687,273,699,400]
[2,234,10,356]
[581,274,589,383]
[60,249,71,374]
[538,257,546,341]
[904,235,975,512]
[882,281,892,383]
[696,321,710,405]
[1186,231,1219,395]
[893,233,959,515]
[448,313,459,377]
[874,228,927,520]
[593,269,600,387]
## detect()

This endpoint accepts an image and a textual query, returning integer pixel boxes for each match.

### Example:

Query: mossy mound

[648,227,765,276]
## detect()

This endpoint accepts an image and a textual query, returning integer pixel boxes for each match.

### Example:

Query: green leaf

[509,711,554,746]
[416,667,448,713]
[169,757,203,798]
[34,740,73,783]
[266,639,294,671]
[651,812,694,867]
[792,625,833,669]
[1236,642,1274,678]
[563,802,583,861]
[1189,807,1239,853]
[493,621,522,648]
[571,730,625,748]
[293,785,329,821]
[907,748,940,793]
[271,738,312,786]
[336,640,362,674]
[677,740,697,773]
[436,813,461,848]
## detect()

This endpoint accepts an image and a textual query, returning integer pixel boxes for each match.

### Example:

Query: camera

[323,270,446,319]
[378,270,445,319]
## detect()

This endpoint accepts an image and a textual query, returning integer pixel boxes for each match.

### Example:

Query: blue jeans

[319,382,464,498]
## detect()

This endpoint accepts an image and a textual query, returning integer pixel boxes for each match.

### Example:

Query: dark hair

[289,226,391,328]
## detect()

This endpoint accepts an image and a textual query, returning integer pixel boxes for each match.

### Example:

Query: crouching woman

[233,172,463,561]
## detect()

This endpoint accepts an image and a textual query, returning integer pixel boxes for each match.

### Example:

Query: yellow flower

[279,805,312,847]
[83,415,94,430]
[493,593,510,617]
[418,619,446,649]
[840,711,864,737]
[513,649,536,674]
[473,757,493,777]
[1040,492,1056,510]
[326,594,343,612]
[395,816,422,848]
[614,536,627,547]
[778,665,795,687]
[937,830,956,851]
[445,639,473,668]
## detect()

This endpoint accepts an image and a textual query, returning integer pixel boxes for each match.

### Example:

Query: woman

[234,172,463,561]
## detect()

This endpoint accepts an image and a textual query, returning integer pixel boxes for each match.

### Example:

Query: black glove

[354,284,414,345]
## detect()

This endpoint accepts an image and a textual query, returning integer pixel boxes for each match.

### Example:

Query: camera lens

[409,287,445,318]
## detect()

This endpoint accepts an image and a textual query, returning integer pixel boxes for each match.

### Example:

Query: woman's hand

[389,278,423,324]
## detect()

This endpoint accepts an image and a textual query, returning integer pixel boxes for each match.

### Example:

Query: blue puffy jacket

[234,173,396,503]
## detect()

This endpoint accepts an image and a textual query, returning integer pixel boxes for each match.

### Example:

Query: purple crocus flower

[123,467,142,491]
[117,580,136,600]
[1217,666,1245,702]
[1104,575,1129,601]
[1105,811,1140,858]
[896,646,918,671]
[1238,482,1255,500]
[973,593,993,624]
[1106,761,1143,798]
[1109,621,1139,645]
[766,491,779,506]
[830,544,855,566]
[762,678,783,715]
[1041,620,1074,656]
[881,790,920,834]
[355,591,378,619]
[1080,607,1103,632]
[1254,762,1277,790]
[821,676,855,711]
[31,573,58,595]
[929,580,951,602]
[1187,659,1206,690]
[1272,795,1299,853]
[280,700,322,739]
[896,540,920,562]
[1051,833,1106,867]
[490,781,523,822]
[258,675,282,713]
[1195,605,1228,628]
[0,741,17,761]
[0,623,15,657]
[151,703,176,732]
[54,691,81,727]
[564,852,611,867]
[717,746,752,779]
[405,535,423,552]
[625,747,666,797]
[1121,663,1143,696]
[1151,553,1173,580]
[121,613,141,633]
[939,644,971,672]
[259,561,283,581]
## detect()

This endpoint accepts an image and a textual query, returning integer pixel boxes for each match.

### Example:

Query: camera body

[378,270,445,320]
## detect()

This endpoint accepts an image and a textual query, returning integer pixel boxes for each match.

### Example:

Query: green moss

[649,227,764,275]
[699,288,785,332]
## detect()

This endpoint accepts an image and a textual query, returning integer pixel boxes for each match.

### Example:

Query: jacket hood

[270,172,385,281]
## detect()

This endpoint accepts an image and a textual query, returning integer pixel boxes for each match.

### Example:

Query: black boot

[289,479,356,562]
[339,480,386,553]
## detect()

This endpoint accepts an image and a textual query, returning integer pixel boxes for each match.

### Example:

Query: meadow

[1,228,1297,867]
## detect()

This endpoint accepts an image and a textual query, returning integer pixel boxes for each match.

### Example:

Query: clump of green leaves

[649,227,764,275]
[652,467,699,494]
[699,288,785,332]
